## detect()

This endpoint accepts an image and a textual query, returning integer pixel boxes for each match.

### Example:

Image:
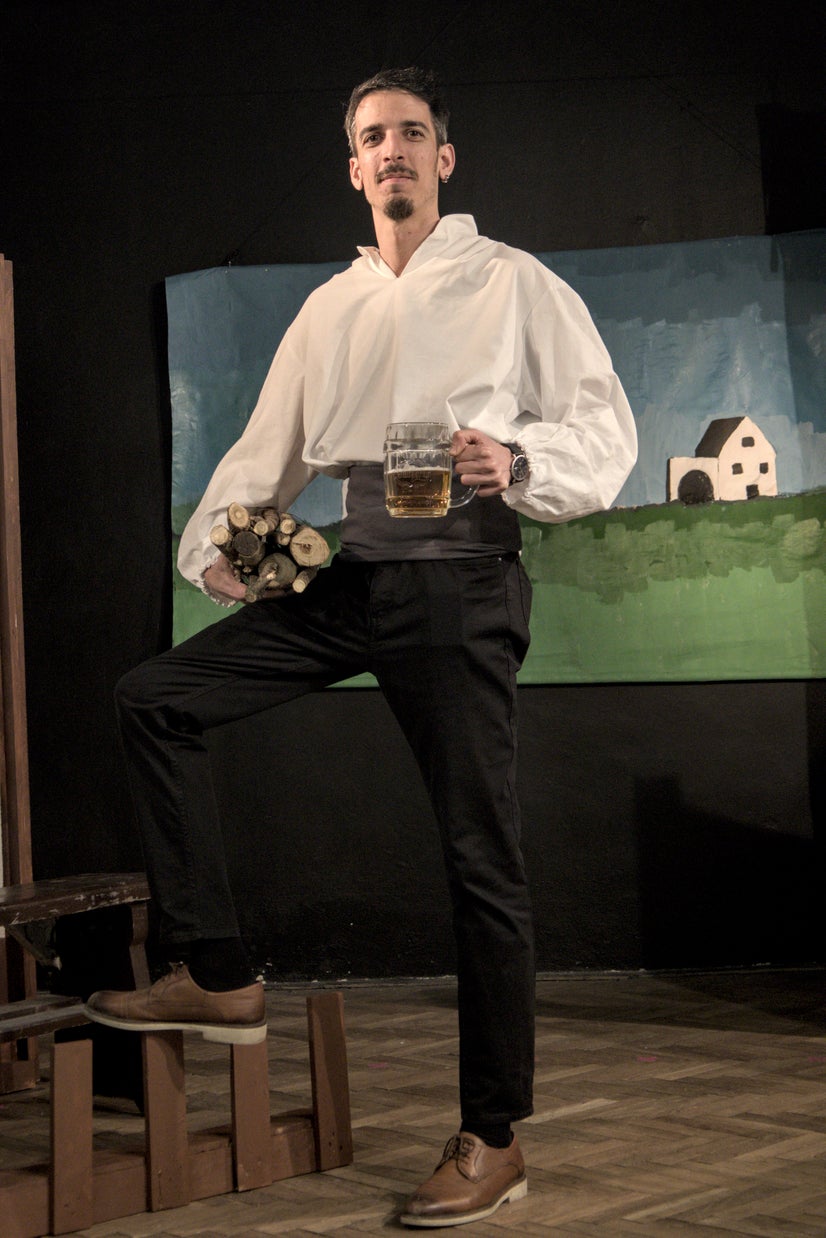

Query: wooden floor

[3,968,826,1235]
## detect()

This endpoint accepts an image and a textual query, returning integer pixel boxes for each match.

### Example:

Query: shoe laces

[438,1135,461,1166]
[154,961,188,989]
[437,1133,477,1172]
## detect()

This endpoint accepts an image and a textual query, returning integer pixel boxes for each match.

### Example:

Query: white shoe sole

[83,1005,267,1044]
[400,1175,527,1227]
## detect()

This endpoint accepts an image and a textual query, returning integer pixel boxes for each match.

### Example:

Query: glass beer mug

[384,422,477,518]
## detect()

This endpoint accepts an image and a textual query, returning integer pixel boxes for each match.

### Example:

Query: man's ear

[349,157,363,192]
[438,143,456,181]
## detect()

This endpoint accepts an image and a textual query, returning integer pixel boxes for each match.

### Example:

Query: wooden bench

[0,873,152,1091]
[0,875,353,1238]
[0,872,152,933]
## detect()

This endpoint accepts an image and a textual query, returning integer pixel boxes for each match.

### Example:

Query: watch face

[511,453,529,483]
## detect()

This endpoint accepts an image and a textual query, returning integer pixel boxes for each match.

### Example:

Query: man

[86,68,637,1227]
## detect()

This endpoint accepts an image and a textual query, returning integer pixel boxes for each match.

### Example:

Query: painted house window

[732,462,744,474]
[760,462,769,474]
[742,436,755,446]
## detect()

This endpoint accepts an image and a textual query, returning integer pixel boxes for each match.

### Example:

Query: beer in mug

[383,422,477,518]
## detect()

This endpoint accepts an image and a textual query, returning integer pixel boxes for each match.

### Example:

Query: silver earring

[442,174,450,184]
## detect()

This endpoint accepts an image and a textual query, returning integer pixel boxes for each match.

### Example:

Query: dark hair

[344,67,449,153]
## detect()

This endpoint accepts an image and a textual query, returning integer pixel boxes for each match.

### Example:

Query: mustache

[377,164,417,183]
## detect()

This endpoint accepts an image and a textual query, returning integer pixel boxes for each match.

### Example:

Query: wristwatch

[503,442,529,485]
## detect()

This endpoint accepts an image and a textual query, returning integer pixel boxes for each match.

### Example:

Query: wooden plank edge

[0,1111,320,1237]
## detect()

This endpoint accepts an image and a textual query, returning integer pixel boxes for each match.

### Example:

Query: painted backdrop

[167,230,826,682]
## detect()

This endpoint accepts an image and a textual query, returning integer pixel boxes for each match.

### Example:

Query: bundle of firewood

[210,502,330,602]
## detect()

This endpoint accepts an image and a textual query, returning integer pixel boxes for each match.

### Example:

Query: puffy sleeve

[176,327,316,595]
[502,277,637,522]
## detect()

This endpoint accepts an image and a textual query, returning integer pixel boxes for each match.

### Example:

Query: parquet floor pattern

[2,969,826,1235]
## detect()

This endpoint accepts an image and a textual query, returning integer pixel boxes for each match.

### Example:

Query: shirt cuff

[197,554,238,607]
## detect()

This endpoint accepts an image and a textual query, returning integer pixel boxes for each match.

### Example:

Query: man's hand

[203,556,247,604]
[451,428,514,496]
[204,555,293,604]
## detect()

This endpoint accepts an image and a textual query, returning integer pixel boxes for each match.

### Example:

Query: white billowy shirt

[178,214,637,588]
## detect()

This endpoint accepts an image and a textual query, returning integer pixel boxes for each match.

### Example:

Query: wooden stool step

[0,989,352,1236]
[0,996,89,1044]
[140,991,352,1200]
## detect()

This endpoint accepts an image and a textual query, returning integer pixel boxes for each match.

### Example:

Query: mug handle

[448,482,477,508]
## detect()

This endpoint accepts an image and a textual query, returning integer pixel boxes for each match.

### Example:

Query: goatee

[383,195,415,222]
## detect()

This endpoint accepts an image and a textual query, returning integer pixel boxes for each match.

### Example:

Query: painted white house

[667,415,778,504]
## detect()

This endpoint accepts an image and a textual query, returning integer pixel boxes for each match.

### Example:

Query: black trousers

[115,553,535,1124]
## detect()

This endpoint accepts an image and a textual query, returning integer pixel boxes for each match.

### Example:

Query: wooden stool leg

[307,992,352,1170]
[142,1030,191,1211]
[230,1040,272,1190]
[50,1038,93,1234]
[127,902,151,989]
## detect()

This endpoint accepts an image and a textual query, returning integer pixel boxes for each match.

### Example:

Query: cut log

[228,502,252,533]
[292,568,318,593]
[232,529,266,567]
[244,576,272,602]
[244,553,297,601]
[209,525,235,559]
[261,552,297,585]
[213,503,328,601]
[289,526,330,567]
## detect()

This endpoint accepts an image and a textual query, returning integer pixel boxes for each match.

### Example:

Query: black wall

[2,1,824,979]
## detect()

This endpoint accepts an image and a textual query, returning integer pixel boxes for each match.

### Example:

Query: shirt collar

[356,214,479,277]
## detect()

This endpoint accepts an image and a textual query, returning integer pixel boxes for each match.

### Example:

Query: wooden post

[307,992,353,1171]
[230,1040,272,1190]
[0,253,32,889]
[127,901,151,988]
[50,1038,94,1234]
[0,253,38,1093]
[142,1030,191,1210]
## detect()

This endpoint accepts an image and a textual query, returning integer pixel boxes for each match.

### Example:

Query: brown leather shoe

[400,1131,527,1227]
[84,962,267,1044]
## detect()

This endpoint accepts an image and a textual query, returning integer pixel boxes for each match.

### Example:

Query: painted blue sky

[167,230,826,529]
[547,231,826,508]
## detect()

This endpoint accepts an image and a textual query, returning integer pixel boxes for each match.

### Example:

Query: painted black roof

[695,416,747,457]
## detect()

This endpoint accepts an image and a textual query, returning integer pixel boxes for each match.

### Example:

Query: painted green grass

[521,489,825,682]
[172,489,826,683]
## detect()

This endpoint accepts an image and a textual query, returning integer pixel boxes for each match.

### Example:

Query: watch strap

[502,441,529,485]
